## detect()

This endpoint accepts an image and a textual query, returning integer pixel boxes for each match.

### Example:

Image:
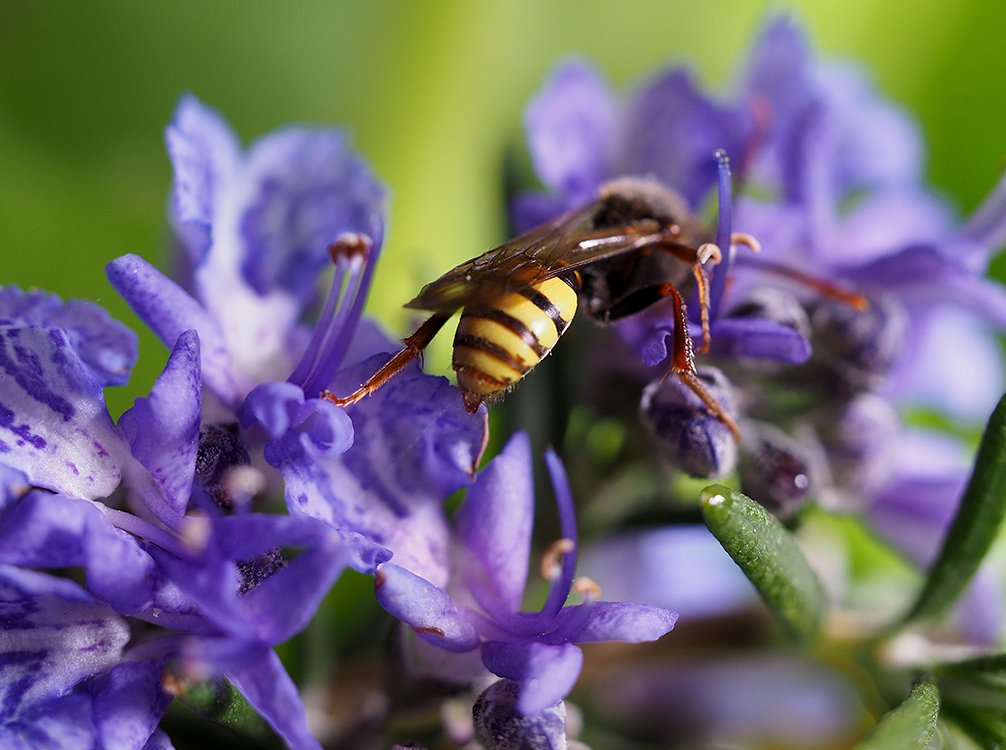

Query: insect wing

[404,204,599,311]
[404,204,669,311]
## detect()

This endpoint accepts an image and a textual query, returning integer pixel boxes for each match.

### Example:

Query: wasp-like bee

[325,175,747,438]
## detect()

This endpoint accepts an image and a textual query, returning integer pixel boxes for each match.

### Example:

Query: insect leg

[597,282,741,441]
[321,311,453,407]
[661,284,742,442]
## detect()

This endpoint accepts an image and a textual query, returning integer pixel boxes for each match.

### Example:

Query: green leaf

[855,679,940,750]
[700,484,826,640]
[903,392,1006,626]
[174,678,272,740]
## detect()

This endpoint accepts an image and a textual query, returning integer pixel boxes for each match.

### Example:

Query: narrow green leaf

[904,392,1006,626]
[700,484,826,640]
[855,679,940,750]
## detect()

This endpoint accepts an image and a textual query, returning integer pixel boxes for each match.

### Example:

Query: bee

[324,175,746,439]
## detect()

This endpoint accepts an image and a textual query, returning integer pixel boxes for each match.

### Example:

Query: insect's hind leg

[322,311,453,407]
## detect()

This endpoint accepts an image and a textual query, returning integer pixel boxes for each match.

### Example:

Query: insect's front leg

[322,310,453,407]
[594,282,741,442]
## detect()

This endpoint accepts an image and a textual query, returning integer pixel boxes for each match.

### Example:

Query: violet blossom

[373,432,677,716]
[0,286,350,748]
[107,96,487,574]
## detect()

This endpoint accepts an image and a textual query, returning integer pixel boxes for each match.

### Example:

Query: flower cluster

[0,95,678,749]
[2,13,1006,750]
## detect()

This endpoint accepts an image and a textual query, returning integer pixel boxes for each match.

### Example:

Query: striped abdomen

[453,276,578,412]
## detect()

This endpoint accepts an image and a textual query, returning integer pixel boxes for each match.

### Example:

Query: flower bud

[738,422,819,518]
[808,295,907,394]
[641,367,739,478]
[473,679,568,750]
[813,393,899,511]
[730,287,811,338]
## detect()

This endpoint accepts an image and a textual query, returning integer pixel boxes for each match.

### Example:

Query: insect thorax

[451,277,578,410]
[594,176,690,229]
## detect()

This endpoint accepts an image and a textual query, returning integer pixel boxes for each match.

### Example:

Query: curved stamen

[708,150,734,322]
[290,227,383,397]
[533,450,579,623]
[540,538,576,582]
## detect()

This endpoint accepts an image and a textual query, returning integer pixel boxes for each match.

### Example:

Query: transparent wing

[405,203,666,312]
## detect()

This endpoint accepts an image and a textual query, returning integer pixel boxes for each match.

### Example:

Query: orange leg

[663,284,742,442]
[321,311,453,407]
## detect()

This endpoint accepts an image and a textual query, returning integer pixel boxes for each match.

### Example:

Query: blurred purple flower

[374,433,677,715]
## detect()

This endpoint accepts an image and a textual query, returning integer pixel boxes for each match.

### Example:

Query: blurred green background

[3,0,1006,412]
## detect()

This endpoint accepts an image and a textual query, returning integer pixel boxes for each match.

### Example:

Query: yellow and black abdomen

[452,276,578,412]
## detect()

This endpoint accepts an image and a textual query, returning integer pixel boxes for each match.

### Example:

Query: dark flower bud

[738,422,820,518]
[473,679,567,750]
[194,423,252,511]
[813,393,899,511]
[641,366,739,478]
[808,295,907,394]
[729,287,811,338]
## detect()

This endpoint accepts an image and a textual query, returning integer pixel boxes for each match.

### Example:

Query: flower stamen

[540,538,576,582]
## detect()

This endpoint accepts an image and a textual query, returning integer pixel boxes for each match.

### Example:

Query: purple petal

[235,128,386,303]
[0,692,95,749]
[742,17,814,126]
[244,383,354,464]
[708,316,811,363]
[143,730,176,750]
[816,63,924,192]
[560,601,677,643]
[89,661,172,750]
[0,493,157,613]
[0,465,29,510]
[0,287,138,388]
[374,563,480,653]
[107,254,238,406]
[624,67,749,207]
[509,191,576,235]
[456,432,533,613]
[481,641,583,715]
[832,189,953,266]
[215,644,323,750]
[158,514,347,644]
[841,246,1006,328]
[0,565,129,717]
[525,59,618,195]
[593,653,859,747]
[953,566,1004,647]
[884,308,1004,420]
[0,318,129,499]
[165,95,241,265]
[580,526,755,619]
[959,169,1006,256]
[285,355,486,580]
[119,330,201,515]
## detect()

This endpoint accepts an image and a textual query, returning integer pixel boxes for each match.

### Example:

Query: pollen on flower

[328,232,373,262]
[706,493,726,507]
[181,514,212,552]
[540,538,576,581]
[573,576,602,601]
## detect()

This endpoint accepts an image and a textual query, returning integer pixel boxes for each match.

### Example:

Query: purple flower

[0,283,352,748]
[374,433,677,715]
[108,97,487,570]
[109,95,387,408]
